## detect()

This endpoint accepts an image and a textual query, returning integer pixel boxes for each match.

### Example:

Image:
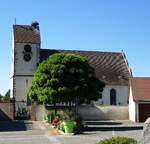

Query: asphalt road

[0,121,53,144]
[0,121,143,144]
[55,129,143,144]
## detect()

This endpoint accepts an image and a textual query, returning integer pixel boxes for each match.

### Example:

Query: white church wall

[10,33,15,98]
[10,77,13,98]
[129,87,136,122]
[11,32,15,77]
[15,43,39,76]
[15,76,33,102]
[100,85,128,105]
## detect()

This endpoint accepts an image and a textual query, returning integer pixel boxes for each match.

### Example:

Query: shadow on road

[84,121,143,132]
[84,126,143,132]
[85,121,122,125]
[0,121,33,132]
[0,109,12,121]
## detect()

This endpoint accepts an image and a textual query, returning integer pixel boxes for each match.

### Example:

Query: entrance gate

[14,101,31,120]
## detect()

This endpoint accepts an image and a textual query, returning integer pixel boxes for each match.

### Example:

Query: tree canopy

[28,53,105,105]
[0,89,10,102]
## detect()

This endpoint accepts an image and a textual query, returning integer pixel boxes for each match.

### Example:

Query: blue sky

[0,0,150,95]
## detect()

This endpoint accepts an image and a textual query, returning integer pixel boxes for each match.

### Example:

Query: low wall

[0,102,14,120]
[31,104,129,121]
[78,105,129,120]
[30,104,47,121]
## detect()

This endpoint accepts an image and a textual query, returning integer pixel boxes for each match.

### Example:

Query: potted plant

[61,111,76,134]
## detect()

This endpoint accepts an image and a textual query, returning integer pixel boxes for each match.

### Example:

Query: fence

[14,100,31,120]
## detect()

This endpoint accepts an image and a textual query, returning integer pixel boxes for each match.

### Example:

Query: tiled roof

[40,49,132,85]
[130,77,150,102]
[13,25,41,44]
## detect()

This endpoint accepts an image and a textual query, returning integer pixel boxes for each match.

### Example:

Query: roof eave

[134,100,150,103]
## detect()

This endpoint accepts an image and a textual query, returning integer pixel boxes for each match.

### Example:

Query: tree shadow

[83,126,143,132]
[0,121,33,132]
[85,121,122,125]
[0,109,12,121]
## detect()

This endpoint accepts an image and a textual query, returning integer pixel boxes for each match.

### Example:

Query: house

[10,22,132,117]
[129,77,150,122]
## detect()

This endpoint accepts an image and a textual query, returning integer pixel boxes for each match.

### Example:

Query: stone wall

[30,104,47,121]
[0,102,14,120]
[31,104,129,121]
[78,105,129,120]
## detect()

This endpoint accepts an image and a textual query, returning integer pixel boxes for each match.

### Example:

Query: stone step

[83,120,143,131]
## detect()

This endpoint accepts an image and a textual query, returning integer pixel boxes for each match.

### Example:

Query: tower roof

[13,24,41,44]
[40,49,132,85]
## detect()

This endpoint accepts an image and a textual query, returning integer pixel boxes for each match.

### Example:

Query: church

[10,22,132,112]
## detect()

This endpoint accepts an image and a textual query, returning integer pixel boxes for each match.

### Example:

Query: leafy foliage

[59,110,76,121]
[3,89,10,101]
[0,89,10,102]
[97,136,137,144]
[0,94,3,101]
[28,53,105,104]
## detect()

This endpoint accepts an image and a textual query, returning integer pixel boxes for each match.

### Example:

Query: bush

[45,111,55,123]
[61,110,76,121]
[97,136,137,144]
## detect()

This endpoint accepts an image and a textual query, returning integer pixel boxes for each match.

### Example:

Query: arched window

[110,88,116,105]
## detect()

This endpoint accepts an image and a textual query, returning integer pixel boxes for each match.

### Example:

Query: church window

[110,88,116,105]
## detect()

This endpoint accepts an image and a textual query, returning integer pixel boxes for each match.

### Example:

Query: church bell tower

[10,22,41,107]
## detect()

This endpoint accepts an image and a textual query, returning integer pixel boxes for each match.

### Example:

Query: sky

[0,0,150,95]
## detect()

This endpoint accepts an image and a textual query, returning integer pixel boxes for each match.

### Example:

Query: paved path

[48,120,143,144]
[53,129,143,144]
[0,120,143,144]
[0,121,53,144]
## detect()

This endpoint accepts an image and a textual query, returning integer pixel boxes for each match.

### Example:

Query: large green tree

[28,53,105,105]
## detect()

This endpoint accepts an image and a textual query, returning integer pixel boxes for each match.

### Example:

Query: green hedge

[97,136,137,144]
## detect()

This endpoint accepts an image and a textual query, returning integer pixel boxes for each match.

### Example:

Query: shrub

[45,111,55,123]
[61,110,76,121]
[97,136,137,144]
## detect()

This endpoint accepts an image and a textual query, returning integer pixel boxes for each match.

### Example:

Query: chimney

[31,21,39,30]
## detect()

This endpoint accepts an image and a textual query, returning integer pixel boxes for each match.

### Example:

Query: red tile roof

[130,77,150,102]
[13,25,41,44]
[40,49,132,85]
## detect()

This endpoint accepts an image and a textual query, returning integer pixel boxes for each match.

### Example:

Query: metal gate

[14,101,31,120]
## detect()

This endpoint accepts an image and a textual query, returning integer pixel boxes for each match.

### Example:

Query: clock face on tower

[23,45,32,62]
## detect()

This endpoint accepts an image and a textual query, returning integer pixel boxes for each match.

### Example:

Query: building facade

[129,77,150,122]
[10,22,132,112]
